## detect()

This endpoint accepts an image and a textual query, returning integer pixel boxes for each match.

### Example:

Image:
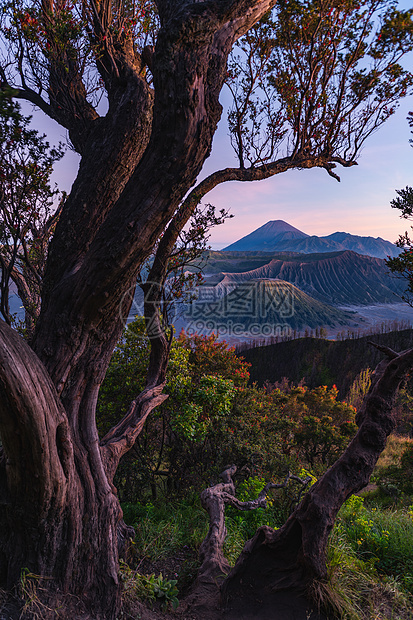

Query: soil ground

[122,584,328,620]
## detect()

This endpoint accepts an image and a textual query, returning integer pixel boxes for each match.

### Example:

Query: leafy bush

[280,384,358,469]
[98,319,358,501]
[120,562,179,611]
[337,495,413,594]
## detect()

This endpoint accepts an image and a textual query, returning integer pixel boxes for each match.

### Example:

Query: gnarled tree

[0,0,413,617]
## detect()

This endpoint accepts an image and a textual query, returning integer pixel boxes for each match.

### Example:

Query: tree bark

[198,467,303,584]
[222,347,413,610]
[0,319,121,617]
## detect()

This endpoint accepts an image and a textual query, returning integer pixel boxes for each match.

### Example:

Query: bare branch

[185,154,357,210]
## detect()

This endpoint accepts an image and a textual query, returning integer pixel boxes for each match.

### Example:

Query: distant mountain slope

[223,220,308,251]
[195,250,301,274]
[275,236,342,254]
[324,232,399,258]
[192,279,355,331]
[203,250,404,306]
[238,329,413,397]
[223,220,400,259]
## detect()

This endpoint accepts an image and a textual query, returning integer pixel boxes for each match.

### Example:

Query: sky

[32,1,413,252]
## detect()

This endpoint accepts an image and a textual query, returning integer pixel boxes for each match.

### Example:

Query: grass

[122,494,208,595]
[312,534,378,620]
[123,495,208,563]
[375,434,413,472]
[121,439,413,619]
[122,492,413,618]
[326,495,413,619]
[337,497,413,591]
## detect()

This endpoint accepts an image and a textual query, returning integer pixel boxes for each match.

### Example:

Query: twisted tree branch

[198,466,311,583]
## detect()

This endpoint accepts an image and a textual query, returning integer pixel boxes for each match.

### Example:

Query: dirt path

[124,586,328,620]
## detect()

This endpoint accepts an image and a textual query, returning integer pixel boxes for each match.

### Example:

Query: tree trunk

[222,347,413,611]
[0,2,279,617]
[0,319,123,618]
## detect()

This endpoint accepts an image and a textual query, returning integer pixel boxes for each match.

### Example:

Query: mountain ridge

[223,220,400,259]
[202,250,404,306]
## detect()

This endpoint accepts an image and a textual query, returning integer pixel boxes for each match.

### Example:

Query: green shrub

[99,320,358,502]
[120,562,179,610]
[337,496,413,595]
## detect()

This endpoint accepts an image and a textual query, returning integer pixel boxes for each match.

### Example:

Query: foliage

[375,441,413,497]
[1,0,413,613]
[225,476,278,545]
[392,384,413,434]
[224,473,314,548]
[227,0,413,175]
[346,368,372,411]
[337,495,413,595]
[119,562,179,611]
[320,524,411,620]
[122,496,207,563]
[386,112,413,303]
[386,188,413,305]
[374,433,413,474]
[120,491,413,619]
[97,323,250,499]
[279,384,358,468]
[98,320,356,504]
[177,332,251,387]
[2,0,412,178]
[97,318,150,437]
[98,321,360,500]
[121,496,206,595]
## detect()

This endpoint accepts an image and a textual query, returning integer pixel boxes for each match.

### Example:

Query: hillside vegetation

[239,328,413,397]
[93,321,413,620]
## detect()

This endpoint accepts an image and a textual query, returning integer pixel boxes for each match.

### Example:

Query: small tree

[0,94,63,338]
[97,325,250,499]
[386,113,413,303]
